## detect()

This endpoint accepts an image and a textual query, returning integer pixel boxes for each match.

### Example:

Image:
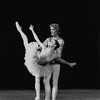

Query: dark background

[0,0,100,90]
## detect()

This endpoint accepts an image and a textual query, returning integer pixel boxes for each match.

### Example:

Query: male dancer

[41,24,76,100]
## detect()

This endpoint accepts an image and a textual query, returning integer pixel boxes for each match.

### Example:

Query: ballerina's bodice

[38,37,60,63]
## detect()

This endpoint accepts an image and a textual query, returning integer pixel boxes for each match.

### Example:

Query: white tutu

[24,42,52,77]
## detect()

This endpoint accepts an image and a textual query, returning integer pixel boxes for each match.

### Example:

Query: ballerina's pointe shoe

[35,96,40,100]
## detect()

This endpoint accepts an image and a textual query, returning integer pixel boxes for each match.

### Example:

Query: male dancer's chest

[47,38,58,47]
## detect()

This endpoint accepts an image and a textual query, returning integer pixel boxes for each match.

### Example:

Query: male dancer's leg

[43,74,51,100]
[52,64,60,100]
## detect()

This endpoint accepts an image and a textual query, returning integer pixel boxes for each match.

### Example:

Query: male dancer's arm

[15,22,28,49]
[56,38,64,57]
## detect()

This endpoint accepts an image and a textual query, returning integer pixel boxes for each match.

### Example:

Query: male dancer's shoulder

[58,37,64,44]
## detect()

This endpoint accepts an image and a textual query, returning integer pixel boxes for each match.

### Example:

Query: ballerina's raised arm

[29,25,45,49]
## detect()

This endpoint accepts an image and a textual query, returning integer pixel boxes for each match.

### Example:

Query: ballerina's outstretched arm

[29,25,44,49]
[57,57,77,68]
[15,21,28,49]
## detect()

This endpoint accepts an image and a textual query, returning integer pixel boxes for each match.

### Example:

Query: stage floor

[0,90,100,100]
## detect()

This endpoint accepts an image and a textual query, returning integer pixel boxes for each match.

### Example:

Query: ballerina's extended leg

[15,21,28,49]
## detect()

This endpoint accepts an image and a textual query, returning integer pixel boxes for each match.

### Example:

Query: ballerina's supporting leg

[35,76,40,100]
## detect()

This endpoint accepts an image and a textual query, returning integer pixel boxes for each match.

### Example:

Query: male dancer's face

[50,27,57,37]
